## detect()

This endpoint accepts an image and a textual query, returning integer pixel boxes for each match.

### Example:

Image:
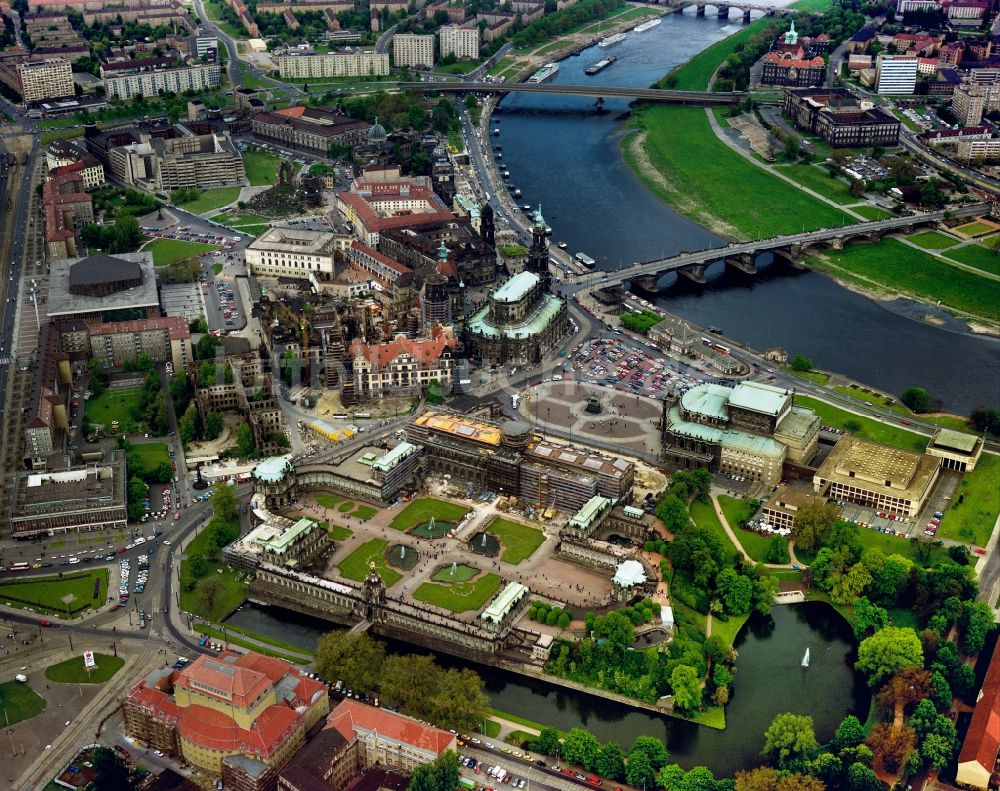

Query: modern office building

[123,650,329,782]
[276,47,389,78]
[812,436,940,517]
[760,484,824,531]
[246,226,342,279]
[101,59,221,99]
[108,132,246,192]
[875,54,918,94]
[13,57,74,102]
[10,450,129,537]
[439,25,479,60]
[47,252,160,322]
[393,33,435,68]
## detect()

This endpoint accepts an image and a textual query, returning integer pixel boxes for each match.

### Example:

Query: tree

[876,667,930,718]
[195,333,222,360]
[866,722,915,773]
[852,597,888,639]
[845,762,881,791]
[669,665,702,714]
[928,670,953,711]
[409,750,459,791]
[211,482,239,522]
[624,749,654,789]
[918,179,946,209]
[734,767,826,791]
[856,627,924,687]
[951,662,976,699]
[655,494,689,533]
[900,387,932,413]
[179,402,199,444]
[594,743,626,781]
[432,668,489,733]
[314,630,386,691]
[379,653,439,719]
[562,727,600,771]
[830,563,872,606]
[790,354,813,372]
[970,406,1000,435]
[629,736,669,772]
[959,600,994,654]
[126,475,148,521]
[236,422,257,458]
[921,732,956,771]
[91,746,133,791]
[716,567,753,615]
[835,715,867,750]
[761,713,818,767]
[533,726,561,756]
[784,134,801,160]
[790,500,841,552]
[765,536,789,563]
[203,410,224,441]
[199,575,222,615]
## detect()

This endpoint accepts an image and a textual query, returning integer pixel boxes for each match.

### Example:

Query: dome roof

[367,116,387,143]
[253,456,291,483]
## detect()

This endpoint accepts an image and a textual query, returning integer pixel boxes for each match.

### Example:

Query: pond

[226,601,868,776]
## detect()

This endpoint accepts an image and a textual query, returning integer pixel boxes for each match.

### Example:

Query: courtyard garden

[131,442,170,476]
[413,572,502,613]
[83,388,145,434]
[339,539,402,587]
[313,493,379,521]
[0,569,108,617]
[485,518,545,564]
[389,498,468,532]
[45,653,124,684]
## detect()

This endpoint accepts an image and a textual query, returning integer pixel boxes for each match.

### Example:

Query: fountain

[451,561,457,576]
[387,544,419,570]
[412,518,455,538]
[801,647,810,668]
[470,532,500,558]
[430,517,436,532]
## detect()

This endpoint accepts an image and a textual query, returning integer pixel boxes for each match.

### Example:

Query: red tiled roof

[349,241,411,275]
[338,191,454,235]
[177,703,301,756]
[764,51,825,68]
[175,654,272,709]
[86,316,190,341]
[325,700,455,755]
[350,333,456,367]
[958,640,1000,774]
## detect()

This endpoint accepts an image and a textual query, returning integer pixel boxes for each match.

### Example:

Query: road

[376,22,398,54]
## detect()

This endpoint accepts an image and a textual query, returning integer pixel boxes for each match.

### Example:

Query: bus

[459,779,477,790]
[8,562,29,571]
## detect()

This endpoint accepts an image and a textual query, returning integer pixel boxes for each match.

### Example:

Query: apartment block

[15,58,74,103]
[875,54,918,95]
[439,25,479,60]
[393,33,434,69]
[101,59,221,100]
[276,48,389,79]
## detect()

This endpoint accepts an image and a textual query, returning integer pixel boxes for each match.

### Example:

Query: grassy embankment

[144,238,220,266]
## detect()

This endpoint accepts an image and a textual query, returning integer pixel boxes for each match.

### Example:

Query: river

[226,601,869,776]
[490,12,1000,413]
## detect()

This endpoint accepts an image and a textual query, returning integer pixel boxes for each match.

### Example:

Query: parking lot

[159,283,205,323]
[572,337,706,400]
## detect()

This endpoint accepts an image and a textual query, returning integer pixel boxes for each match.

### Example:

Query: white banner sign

[83,650,95,669]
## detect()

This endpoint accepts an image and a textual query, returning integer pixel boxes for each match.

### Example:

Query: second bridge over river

[570,203,989,292]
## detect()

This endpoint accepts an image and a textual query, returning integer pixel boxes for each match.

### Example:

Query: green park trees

[762,713,818,767]
[856,626,924,687]
[408,751,459,791]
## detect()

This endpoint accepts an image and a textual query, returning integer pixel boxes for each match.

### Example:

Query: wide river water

[228,601,870,776]
[490,12,1000,412]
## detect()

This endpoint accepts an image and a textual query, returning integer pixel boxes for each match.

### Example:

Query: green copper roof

[467,292,564,340]
[493,271,538,303]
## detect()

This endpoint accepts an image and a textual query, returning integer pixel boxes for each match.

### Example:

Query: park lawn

[196,622,306,655]
[628,106,854,241]
[486,518,545,564]
[718,496,779,563]
[811,238,1000,322]
[483,719,502,738]
[689,500,740,563]
[854,527,951,567]
[692,706,726,729]
[338,501,355,513]
[315,493,342,509]
[132,442,170,474]
[242,146,281,186]
[793,395,928,452]
[431,564,479,582]
[906,230,959,250]
[790,0,833,9]
[327,524,352,541]
[710,612,750,648]
[0,681,46,725]
[339,539,402,587]
[413,572,501,613]
[436,61,480,74]
[782,366,830,385]
[45,653,124,683]
[179,564,247,622]
[202,0,244,37]
[0,569,108,616]
[891,108,920,133]
[176,187,242,215]
[389,498,468,531]
[942,244,1000,276]
[84,388,144,433]
[850,205,893,221]
[487,57,513,76]
[953,220,995,236]
[775,162,857,205]
[145,237,219,266]
[213,263,223,275]
[937,454,1000,547]
[833,385,909,415]
[354,505,378,521]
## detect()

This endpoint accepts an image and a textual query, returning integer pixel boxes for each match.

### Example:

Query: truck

[459,779,477,790]
[15,674,27,683]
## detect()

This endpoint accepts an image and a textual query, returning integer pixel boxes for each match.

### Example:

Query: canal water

[491,12,1000,412]
[227,601,869,776]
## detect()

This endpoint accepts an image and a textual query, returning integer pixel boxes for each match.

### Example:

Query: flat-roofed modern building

[15,57,74,102]
[246,226,342,279]
[277,47,389,78]
[108,132,246,192]
[101,59,221,99]
[439,25,479,60]
[925,427,984,472]
[393,33,434,68]
[875,54,918,94]
[760,484,823,530]
[10,450,128,537]
[812,435,940,517]
[48,252,160,322]
[288,442,424,504]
